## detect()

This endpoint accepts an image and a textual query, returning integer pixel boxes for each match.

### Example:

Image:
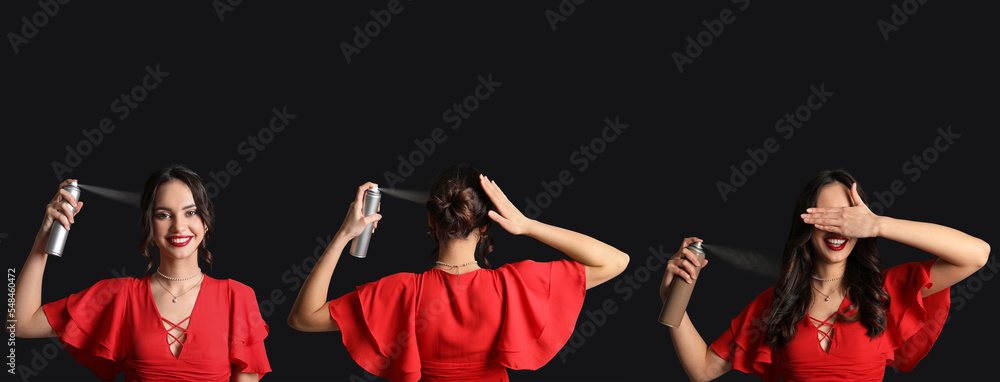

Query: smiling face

[809,182,858,265]
[151,180,206,262]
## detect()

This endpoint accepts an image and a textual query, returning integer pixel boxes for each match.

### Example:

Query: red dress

[710,259,950,381]
[329,259,587,382]
[43,275,271,381]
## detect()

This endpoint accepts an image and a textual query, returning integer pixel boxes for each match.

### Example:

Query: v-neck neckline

[806,294,852,354]
[146,274,207,360]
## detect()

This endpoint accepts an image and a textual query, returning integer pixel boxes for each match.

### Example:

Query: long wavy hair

[138,165,216,274]
[764,169,889,348]
[425,164,495,268]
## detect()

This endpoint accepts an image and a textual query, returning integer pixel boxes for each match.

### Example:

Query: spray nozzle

[687,241,705,254]
[370,185,379,192]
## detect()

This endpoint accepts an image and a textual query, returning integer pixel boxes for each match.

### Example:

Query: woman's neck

[435,235,481,271]
[157,257,202,280]
[811,261,847,281]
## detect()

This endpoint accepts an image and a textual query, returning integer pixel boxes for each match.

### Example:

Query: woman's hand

[335,182,382,240]
[35,179,84,245]
[479,174,534,236]
[660,237,708,303]
[800,182,881,238]
[480,173,629,289]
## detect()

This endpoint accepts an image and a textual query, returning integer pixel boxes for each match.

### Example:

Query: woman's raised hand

[479,174,533,236]
[336,182,382,239]
[39,179,84,237]
[800,182,881,238]
[660,237,708,303]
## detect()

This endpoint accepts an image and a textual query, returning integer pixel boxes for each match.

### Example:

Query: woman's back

[331,259,586,382]
[417,268,504,365]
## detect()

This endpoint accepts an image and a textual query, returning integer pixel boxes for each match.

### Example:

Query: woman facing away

[287,164,630,381]
[13,165,271,381]
[661,169,990,381]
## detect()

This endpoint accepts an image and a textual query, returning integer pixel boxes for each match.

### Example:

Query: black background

[2,1,996,381]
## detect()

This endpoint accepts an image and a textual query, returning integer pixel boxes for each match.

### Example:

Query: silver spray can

[349,186,381,258]
[44,181,82,257]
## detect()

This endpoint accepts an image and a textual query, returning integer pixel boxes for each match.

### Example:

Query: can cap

[688,241,705,254]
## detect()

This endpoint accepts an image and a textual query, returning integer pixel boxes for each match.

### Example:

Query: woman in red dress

[287,164,630,381]
[661,169,990,381]
[13,165,271,381]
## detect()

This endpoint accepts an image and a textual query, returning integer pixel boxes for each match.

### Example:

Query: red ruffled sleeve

[330,273,421,382]
[710,288,780,382]
[495,259,586,370]
[43,278,134,381]
[227,279,272,379]
[883,259,950,372]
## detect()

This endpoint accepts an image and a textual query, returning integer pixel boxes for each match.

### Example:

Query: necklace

[157,268,201,281]
[155,273,204,303]
[435,260,478,269]
[811,283,838,302]
[435,260,479,283]
[811,274,844,282]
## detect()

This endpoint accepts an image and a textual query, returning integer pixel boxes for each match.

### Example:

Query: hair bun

[425,164,496,267]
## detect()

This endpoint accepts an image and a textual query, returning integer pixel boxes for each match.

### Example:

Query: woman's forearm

[523,220,629,289]
[877,217,989,268]
[286,231,351,332]
[669,312,731,382]
[876,217,990,296]
[13,238,56,338]
[231,370,258,382]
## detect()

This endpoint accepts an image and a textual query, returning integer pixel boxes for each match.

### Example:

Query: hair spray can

[44,181,82,257]
[349,186,381,258]
[658,241,706,327]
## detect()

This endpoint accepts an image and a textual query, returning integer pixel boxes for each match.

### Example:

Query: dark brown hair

[764,169,889,348]
[138,165,215,273]
[425,164,495,268]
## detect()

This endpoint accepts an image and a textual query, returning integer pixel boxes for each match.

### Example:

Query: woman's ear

[427,212,435,229]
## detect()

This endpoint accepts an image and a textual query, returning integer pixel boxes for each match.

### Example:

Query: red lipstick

[824,236,848,251]
[167,235,193,247]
